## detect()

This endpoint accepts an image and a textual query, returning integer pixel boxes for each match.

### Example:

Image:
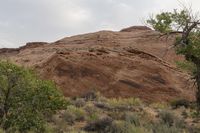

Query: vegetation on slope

[0,61,67,132]
[0,62,199,132]
[36,91,200,133]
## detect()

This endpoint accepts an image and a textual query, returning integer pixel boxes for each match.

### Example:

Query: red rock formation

[0,26,194,102]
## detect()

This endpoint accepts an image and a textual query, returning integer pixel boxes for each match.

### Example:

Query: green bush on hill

[0,61,67,132]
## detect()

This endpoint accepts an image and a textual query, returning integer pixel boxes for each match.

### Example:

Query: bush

[150,123,183,133]
[109,120,149,133]
[62,110,76,125]
[158,110,175,126]
[72,98,86,108]
[158,110,186,129]
[84,116,113,132]
[125,112,140,126]
[84,103,100,122]
[150,102,168,110]
[81,91,99,101]
[0,61,67,132]
[108,111,125,120]
[67,105,86,121]
[67,130,87,133]
[170,99,190,109]
[109,121,131,133]
[107,98,142,110]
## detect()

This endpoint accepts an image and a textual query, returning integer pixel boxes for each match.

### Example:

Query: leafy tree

[147,8,200,110]
[0,61,67,132]
[147,12,173,33]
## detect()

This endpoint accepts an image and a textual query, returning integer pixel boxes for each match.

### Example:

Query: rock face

[120,26,152,32]
[0,26,195,102]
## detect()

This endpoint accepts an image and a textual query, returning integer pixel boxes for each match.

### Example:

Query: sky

[0,0,200,48]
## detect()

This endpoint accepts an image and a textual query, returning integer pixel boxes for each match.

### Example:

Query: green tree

[0,61,67,132]
[147,8,200,110]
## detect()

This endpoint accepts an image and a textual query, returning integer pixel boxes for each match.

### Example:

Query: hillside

[0,26,195,102]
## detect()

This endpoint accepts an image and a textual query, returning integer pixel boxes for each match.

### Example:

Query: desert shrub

[62,110,76,125]
[174,118,186,129]
[67,105,86,121]
[84,102,100,122]
[35,124,54,133]
[150,102,168,110]
[87,112,99,123]
[108,120,150,133]
[157,110,186,129]
[49,115,69,133]
[84,102,98,114]
[84,116,113,132]
[67,129,87,133]
[108,121,132,133]
[107,97,142,110]
[124,112,140,126]
[72,98,86,108]
[158,110,176,126]
[150,123,183,133]
[108,111,125,120]
[170,99,190,109]
[53,124,67,133]
[0,61,67,132]
[82,91,100,101]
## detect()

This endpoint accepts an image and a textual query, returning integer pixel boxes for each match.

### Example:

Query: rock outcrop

[0,26,195,102]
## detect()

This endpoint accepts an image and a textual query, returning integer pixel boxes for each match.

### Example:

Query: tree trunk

[196,65,200,111]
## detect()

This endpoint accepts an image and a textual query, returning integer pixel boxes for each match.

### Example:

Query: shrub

[108,111,125,120]
[67,105,86,121]
[150,123,183,133]
[158,110,175,126]
[158,110,185,129]
[67,130,87,133]
[62,110,76,125]
[150,102,168,110]
[174,118,185,129]
[84,103,100,122]
[107,97,142,110]
[87,113,99,122]
[170,99,190,109]
[84,102,98,114]
[84,116,113,132]
[0,61,67,132]
[82,91,99,101]
[109,121,131,133]
[72,98,86,108]
[109,120,150,133]
[125,112,140,126]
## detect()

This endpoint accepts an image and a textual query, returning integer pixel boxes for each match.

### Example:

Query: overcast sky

[0,0,199,48]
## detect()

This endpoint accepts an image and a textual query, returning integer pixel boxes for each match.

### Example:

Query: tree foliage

[147,12,173,33]
[147,8,200,110]
[147,9,192,33]
[0,61,67,132]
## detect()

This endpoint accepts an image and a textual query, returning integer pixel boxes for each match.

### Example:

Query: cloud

[0,0,200,48]
[0,38,16,48]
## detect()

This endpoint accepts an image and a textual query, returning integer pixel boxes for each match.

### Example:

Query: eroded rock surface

[0,26,194,102]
